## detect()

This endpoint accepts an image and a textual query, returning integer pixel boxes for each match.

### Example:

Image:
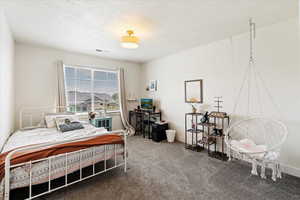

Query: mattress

[2,122,107,153]
[0,123,124,199]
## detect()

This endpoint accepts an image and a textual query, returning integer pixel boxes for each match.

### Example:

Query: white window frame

[63,65,120,113]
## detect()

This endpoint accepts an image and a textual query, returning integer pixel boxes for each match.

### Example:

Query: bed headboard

[19,106,72,130]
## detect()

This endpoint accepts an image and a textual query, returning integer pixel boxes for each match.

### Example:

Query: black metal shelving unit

[208,112,230,161]
[185,111,230,161]
[185,113,204,151]
[197,122,217,155]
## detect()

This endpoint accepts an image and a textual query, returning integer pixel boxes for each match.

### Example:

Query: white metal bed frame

[4,106,127,200]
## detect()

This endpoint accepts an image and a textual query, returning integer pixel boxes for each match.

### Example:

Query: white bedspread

[0,123,124,199]
[2,122,107,153]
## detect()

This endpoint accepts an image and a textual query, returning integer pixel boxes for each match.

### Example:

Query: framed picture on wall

[185,79,203,103]
[149,80,157,91]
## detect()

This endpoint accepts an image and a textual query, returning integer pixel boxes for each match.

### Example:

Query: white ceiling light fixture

[121,30,139,49]
[96,49,109,53]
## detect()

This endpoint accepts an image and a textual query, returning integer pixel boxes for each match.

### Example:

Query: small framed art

[149,80,157,91]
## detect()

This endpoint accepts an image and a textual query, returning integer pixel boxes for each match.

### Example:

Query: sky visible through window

[64,66,119,113]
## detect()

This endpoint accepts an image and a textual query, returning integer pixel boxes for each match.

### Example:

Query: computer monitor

[141,98,153,110]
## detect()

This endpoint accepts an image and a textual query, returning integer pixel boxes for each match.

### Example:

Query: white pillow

[231,139,267,154]
[45,114,79,128]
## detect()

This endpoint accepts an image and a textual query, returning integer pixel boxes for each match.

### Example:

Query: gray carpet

[41,136,300,200]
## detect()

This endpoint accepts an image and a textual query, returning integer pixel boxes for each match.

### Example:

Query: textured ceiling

[1,0,298,63]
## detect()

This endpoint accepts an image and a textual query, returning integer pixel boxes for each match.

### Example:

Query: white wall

[0,10,15,149]
[15,43,142,130]
[141,18,300,176]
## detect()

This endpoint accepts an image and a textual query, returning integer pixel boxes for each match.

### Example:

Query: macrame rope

[253,63,263,115]
[231,19,282,121]
[227,18,287,157]
[232,19,256,121]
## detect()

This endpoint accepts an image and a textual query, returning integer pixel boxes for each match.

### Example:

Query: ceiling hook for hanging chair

[249,18,256,39]
[249,18,256,63]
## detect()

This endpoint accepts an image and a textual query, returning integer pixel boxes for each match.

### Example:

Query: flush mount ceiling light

[95,49,109,53]
[121,30,139,49]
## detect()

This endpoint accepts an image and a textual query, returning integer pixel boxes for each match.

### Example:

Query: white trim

[63,65,70,110]
[63,64,120,113]
[63,63,118,72]
[75,111,120,117]
[182,135,300,178]
[281,164,300,178]
[91,69,95,111]
[228,154,300,178]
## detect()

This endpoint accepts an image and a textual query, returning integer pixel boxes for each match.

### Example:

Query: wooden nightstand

[90,117,112,131]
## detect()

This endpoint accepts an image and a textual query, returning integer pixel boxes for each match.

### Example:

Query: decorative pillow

[54,116,77,129]
[59,122,84,133]
[45,113,78,128]
[55,117,84,132]
[55,117,70,130]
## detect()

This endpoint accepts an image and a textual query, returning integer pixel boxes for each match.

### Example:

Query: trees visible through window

[64,66,119,113]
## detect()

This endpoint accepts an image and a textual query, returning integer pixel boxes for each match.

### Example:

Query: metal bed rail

[4,130,127,200]
[19,106,74,130]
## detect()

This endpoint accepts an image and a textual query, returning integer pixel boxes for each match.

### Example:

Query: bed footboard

[3,130,127,200]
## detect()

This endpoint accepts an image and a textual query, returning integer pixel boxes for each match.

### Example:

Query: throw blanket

[0,134,124,181]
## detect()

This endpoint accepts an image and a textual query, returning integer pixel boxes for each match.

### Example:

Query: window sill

[106,111,121,116]
[75,111,120,116]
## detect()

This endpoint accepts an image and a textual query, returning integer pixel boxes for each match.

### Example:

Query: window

[64,65,119,113]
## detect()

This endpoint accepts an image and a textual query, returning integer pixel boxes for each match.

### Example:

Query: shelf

[208,134,224,138]
[185,144,204,152]
[197,137,216,145]
[186,129,203,133]
[185,113,204,116]
[197,122,216,127]
[209,111,229,119]
[184,111,229,162]
[209,152,229,161]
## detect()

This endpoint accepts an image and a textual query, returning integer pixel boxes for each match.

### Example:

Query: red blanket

[0,134,124,180]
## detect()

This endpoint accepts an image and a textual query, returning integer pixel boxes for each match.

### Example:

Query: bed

[0,107,127,200]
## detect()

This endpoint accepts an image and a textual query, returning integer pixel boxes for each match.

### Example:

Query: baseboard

[281,164,300,178]
[179,139,300,178]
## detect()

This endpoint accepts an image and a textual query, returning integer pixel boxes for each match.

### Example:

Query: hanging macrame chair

[224,19,288,181]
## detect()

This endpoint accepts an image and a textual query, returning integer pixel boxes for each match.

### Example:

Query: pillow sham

[45,113,78,128]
